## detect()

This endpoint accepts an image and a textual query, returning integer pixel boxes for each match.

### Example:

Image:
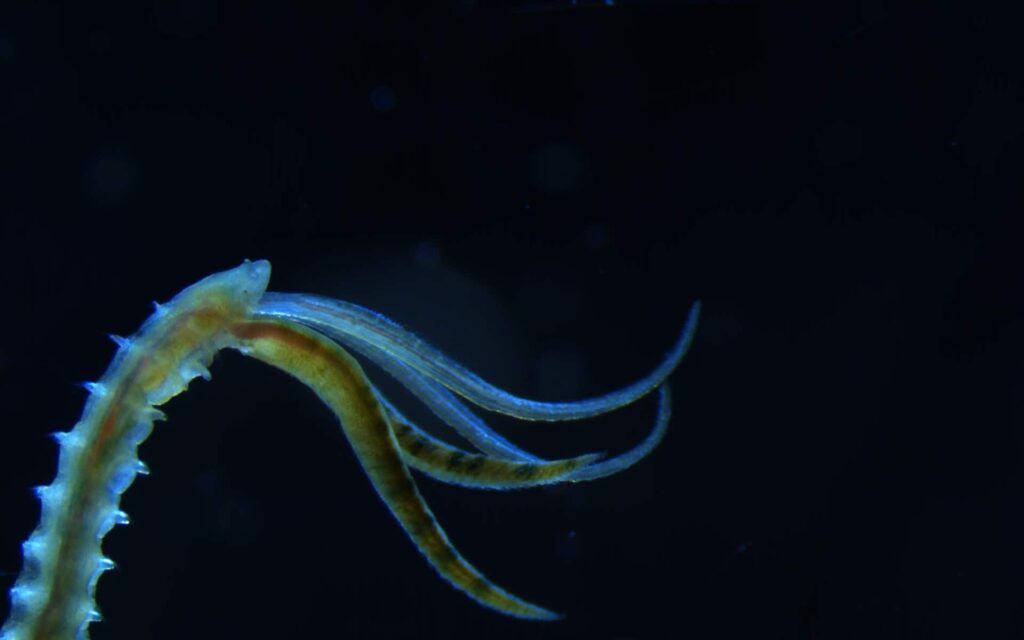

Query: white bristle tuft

[108,334,131,350]
[52,431,81,449]
[82,382,106,396]
[98,509,131,536]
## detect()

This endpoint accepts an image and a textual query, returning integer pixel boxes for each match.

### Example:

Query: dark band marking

[447,451,465,471]
[514,464,538,479]
[463,456,486,475]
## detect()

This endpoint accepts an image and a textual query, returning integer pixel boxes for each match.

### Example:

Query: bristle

[108,334,131,350]
[52,430,82,451]
[82,382,106,396]
[87,555,117,592]
[97,509,130,537]
[33,484,55,501]
[180,361,212,382]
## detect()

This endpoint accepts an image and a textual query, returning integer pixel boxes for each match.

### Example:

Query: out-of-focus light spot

[85,152,138,206]
[555,528,581,562]
[528,142,585,194]
[583,222,611,250]
[369,85,397,113]
[414,240,442,268]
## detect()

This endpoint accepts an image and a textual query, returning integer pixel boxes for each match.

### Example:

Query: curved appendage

[381,399,601,489]
[230,318,561,620]
[380,387,672,486]
[565,385,671,482]
[255,293,701,421]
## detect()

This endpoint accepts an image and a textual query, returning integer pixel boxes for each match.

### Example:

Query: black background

[2,1,1023,638]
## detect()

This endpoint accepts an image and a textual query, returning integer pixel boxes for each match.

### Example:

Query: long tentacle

[565,385,672,482]
[229,318,561,620]
[255,294,700,421]
[381,386,672,486]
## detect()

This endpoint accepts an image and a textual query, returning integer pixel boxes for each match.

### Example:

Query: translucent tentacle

[255,293,700,421]
[566,385,672,482]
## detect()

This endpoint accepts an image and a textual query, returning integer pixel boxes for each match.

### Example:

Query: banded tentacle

[382,400,602,489]
[378,384,673,487]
